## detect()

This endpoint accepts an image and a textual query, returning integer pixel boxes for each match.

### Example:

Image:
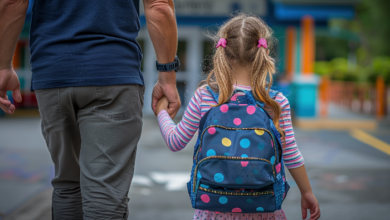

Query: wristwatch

[156,55,180,72]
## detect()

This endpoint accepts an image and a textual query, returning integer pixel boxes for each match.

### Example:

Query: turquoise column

[292,17,319,118]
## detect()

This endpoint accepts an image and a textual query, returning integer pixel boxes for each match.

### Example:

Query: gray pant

[35,85,144,220]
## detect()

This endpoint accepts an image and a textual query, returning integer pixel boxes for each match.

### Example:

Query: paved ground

[0,116,389,220]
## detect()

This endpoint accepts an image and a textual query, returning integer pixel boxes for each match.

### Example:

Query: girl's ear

[267,50,270,55]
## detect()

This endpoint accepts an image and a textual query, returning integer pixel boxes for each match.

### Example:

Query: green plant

[367,57,390,84]
[314,61,332,76]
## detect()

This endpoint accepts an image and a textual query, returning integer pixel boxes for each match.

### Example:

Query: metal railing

[319,76,389,119]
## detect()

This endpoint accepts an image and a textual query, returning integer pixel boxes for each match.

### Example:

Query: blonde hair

[204,13,284,137]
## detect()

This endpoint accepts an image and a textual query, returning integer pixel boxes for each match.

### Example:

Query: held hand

[301,192,320,220]
[151,71,181,119]
[156,96,169,115]
[0,68,22,114]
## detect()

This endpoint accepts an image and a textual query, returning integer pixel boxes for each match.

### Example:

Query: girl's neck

[232,64,251,87]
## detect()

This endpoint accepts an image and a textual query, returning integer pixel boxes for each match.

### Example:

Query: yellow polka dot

[255,130,264,135]
[222,138,231,147]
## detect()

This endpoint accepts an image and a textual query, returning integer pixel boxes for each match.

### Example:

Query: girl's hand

[301,192,320,220]
[156,96,169,115]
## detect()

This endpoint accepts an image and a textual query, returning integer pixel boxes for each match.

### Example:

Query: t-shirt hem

[31,76,144,91]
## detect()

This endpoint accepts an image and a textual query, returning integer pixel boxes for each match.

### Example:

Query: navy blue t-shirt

[29,0,144,90]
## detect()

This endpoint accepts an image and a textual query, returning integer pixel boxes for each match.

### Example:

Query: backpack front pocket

[196,126,278,164]
[195,184,276,213]
[193,156,275,192]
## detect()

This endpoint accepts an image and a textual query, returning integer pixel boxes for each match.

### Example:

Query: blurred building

[5,0,360,117]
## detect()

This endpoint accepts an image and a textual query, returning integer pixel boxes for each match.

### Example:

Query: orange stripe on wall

[12,42,23,69]
[301,16,315,75]
[285,27,296,78]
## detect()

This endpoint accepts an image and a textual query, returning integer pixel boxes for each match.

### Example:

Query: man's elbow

[144,0,174,21]
[1,0,29,11]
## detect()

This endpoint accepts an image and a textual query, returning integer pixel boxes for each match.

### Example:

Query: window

[202,40,213,77]
[176,81,186,105]
[177,41,187,72]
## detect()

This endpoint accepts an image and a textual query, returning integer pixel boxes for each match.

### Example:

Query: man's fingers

[151,84,165,115]
[302,208,307,219]
[0,103,15,114]
[168,102,180,119]
[12,88,22,103]
[0,96,11,107]
[152,97,158,115]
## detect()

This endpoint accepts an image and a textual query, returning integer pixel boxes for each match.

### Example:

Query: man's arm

[143,0,180,118]
[0,0,28,114]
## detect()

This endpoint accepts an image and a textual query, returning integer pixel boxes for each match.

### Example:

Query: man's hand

[152,71,181,119]
[0,68,22,114]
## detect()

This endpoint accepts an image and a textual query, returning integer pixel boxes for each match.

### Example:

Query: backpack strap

[269,90,279,100]
[206,86,219,102]
[206,86,279,107]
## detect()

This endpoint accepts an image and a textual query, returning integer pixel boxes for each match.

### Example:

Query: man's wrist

[158,71,177,85]
[0,65,13,72]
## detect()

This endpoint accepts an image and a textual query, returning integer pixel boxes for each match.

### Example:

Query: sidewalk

[1,115,390,220]
[294,103,382,130]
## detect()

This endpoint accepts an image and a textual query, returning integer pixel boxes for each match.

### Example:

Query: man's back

[29,0,144,90]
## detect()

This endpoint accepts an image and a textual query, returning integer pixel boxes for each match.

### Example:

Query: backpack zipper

[199,179,273,189]
[195,125,277,164]
[198,186,274,196]
[193,156,275,192]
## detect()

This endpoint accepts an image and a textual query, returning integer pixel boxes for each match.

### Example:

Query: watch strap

[156,56,180,72]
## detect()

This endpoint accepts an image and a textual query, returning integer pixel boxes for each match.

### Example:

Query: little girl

[156,14,320,220]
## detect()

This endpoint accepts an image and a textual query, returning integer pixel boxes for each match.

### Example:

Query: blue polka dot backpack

[187,86,290,213]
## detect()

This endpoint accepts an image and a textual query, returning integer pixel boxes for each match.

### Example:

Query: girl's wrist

[300,190,313,196]
[157,108,168,116]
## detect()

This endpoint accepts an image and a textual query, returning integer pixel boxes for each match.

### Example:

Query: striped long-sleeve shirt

[158,84,304,169]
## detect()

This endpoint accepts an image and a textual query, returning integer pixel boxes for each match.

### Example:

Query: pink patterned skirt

[193,209,287,220]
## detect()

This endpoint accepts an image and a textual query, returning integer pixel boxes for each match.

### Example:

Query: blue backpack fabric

[187,86,290,213]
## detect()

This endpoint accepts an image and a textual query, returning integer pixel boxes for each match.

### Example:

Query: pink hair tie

[216,38,227,48]
[257,38,268,48]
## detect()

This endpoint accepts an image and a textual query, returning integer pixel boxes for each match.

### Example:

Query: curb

[5,109,40,118]
[294,118,377,130]
[3,188,52,220]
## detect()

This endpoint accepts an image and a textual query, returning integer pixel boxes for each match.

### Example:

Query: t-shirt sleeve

[275,93,305,169]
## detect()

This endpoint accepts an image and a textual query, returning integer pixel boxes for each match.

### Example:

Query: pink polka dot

[233,118,241,125]
[247,105,256,115]
[220,104,229,113]
[232,208,242,213]
[200,194,210,203]
[241,161,249,167]
[208,127,216,135]
[275,163,281,173]
[271,140,274,148]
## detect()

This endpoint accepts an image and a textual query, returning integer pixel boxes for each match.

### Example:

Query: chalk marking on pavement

[150,172,190,191]
[132,175,154,187]
[350,129,390,156]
